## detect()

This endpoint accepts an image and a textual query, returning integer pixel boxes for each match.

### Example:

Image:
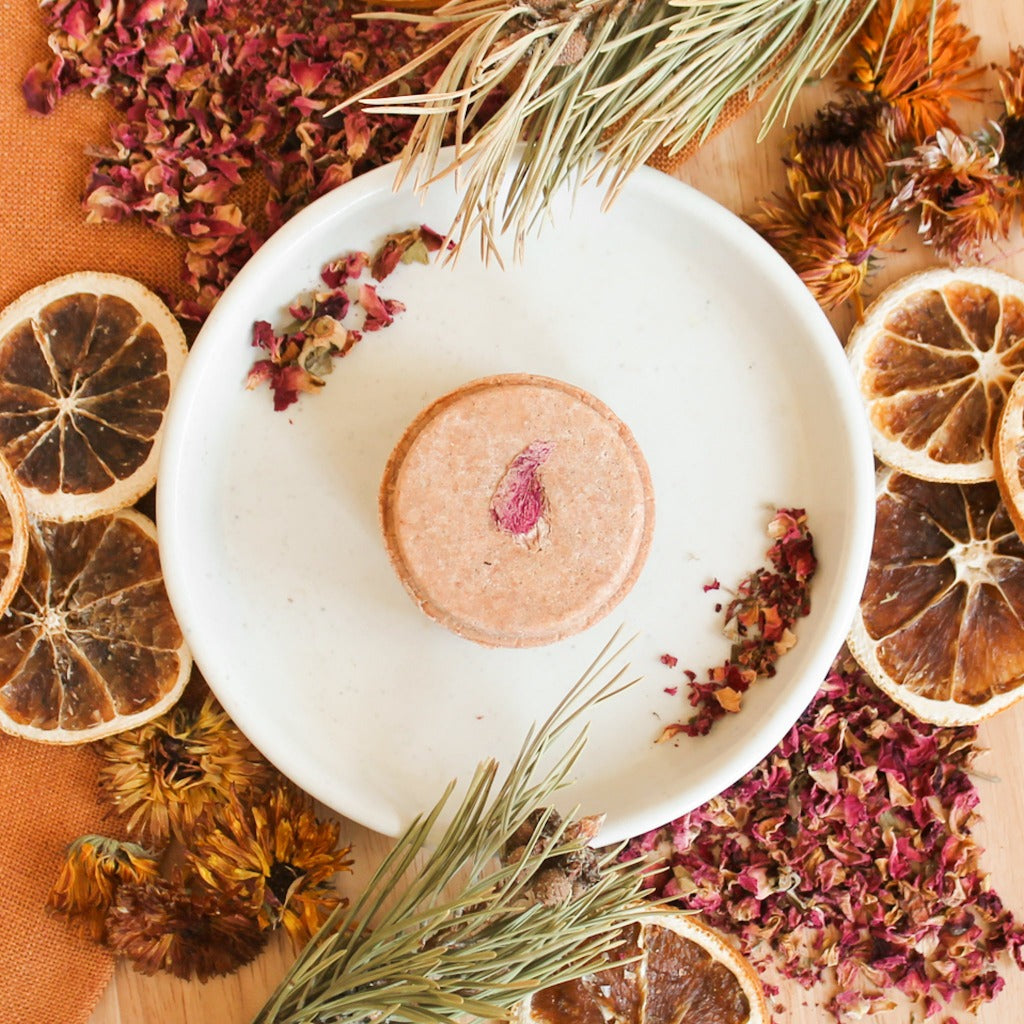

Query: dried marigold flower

[47,834,161,943]
[843,0,982,145]
[790,97,901,193]
[890,126,1013,264]
[996,46,1024,185]
[97,692,274,847]
[749,185,904,315]
[188,783,353,948]
[106,874,267,982]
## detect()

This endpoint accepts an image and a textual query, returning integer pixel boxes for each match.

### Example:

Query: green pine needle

[253,630,660,1024]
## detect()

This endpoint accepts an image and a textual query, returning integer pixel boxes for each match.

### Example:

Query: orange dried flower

[843,0,982,145]
[47,835,161,943]
[106,874,267,981]
[891,126,1012,263]
[97,693,274,847]
[750,183,903,315]
[188,783,353,948]
[996,46,1024,181]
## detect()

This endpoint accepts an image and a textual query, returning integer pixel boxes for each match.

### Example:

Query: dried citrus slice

[847,267,1024,483]
[848,466,1024,726]
[994,369,1024,538]
[518,912,768,1024]
[0,451,28,619]
[0,508,191,743]
[0,271,188,521]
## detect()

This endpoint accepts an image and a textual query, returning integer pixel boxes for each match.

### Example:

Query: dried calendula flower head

[843,0,981,145]
[188,783,353,948]
[997,46,1024,181]
[790,97,900,193]
[106,873,267,982]
[891,126,1013,264]
[749,187,903,315]
[97,692,274,847]
[47,834,161,943]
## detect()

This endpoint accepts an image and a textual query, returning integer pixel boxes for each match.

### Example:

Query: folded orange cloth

[0,0,184,315]
[0,737,117,1024]
[0,4,182,1023]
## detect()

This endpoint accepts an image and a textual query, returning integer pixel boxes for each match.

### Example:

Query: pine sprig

[254,631,657,1024]
[339,0,896,257]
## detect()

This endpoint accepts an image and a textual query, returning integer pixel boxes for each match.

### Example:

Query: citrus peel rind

[848,467,1024,727]
[0,451,29,621]
[517,910,768,1024]
[0,272,188,522]
[0,507,192,744]
[847,267,1024,484]
[994,369,1024,540]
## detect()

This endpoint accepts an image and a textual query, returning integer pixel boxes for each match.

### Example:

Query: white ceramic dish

[157,155,875,844]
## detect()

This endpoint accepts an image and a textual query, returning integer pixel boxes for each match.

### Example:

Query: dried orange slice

[847,267,1024,483]
[0,508,191,743]
[848,466,1024,726]
[518,912,768,1024]
[0,451,28,619]
[0,272,188,521]
[994,369,1024,538]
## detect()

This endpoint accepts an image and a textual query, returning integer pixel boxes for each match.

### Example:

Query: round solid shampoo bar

[379,374,655,647]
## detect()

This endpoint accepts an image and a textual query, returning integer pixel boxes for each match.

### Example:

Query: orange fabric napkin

[0,4,182,1023]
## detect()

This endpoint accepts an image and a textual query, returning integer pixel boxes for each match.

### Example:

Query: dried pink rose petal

[628,657,1024,1021]
[490,441,553,549]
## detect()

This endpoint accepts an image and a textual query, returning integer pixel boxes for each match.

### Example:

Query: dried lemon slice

[847,267,1024,483]
[848,466,1024,726]
[0,451,28,620]
[0,508,191,743]
[0,272,188,521]
[517,911,768,1024]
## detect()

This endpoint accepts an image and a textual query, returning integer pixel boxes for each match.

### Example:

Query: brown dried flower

[97,693,274,847]
[106,875,267,982]
[890,126,1013,264]
[996,46,1024,184]
[47,835,161,943]
[843,0,982,145]
[188,783,353,948]
[750,181,903,315]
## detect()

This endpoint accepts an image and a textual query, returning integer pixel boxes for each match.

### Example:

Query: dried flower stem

[255,631,655,1024]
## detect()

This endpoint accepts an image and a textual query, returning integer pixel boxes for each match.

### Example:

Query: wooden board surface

[88,2,1024,1021]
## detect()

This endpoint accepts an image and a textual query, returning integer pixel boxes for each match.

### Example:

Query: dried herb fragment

[659,508,816,741]
[245,228,446,411]
[628,658,1024,1022]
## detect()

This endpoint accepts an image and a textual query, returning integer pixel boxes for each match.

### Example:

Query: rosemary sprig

[254,631,657,1024]
[338,0,902,258]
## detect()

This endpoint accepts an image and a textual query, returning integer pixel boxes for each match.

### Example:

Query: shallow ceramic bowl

[157,155,875,843]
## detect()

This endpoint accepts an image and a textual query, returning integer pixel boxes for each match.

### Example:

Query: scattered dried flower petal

[631,657,1024,1021]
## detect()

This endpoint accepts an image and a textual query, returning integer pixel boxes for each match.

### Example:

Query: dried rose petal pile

[246,224,445,411]
[23,0,453,318]
[659,508,816,739]
[628,660,1024,1022]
